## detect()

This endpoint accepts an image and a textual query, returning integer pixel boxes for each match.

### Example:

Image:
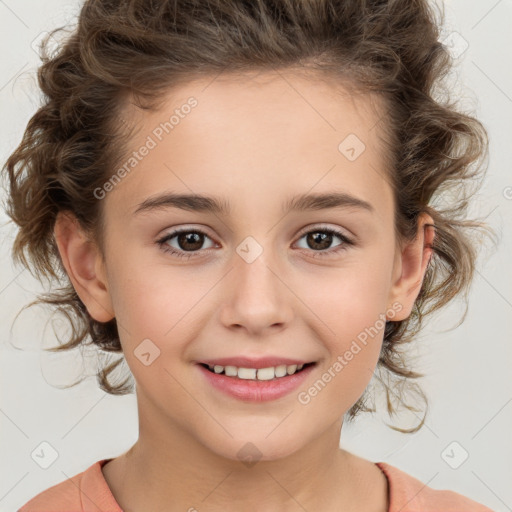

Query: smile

[196,362,317,402]
[200,362,315,380]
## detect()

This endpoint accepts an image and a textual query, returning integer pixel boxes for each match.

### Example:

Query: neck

[103,398,382,512]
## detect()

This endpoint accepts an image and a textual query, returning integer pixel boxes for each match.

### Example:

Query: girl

[4,0,496,510]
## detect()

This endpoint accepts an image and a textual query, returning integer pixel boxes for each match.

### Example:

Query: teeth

[238,367,257,379]
[225,365,238,377]
[256,367,275,381]
[205,363,308,380]
[275,364,287,377]
[286,364,297,375]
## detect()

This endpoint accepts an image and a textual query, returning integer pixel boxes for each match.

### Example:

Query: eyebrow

[133,191,374,216]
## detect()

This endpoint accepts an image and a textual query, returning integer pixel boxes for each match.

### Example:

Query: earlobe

[387,213,435,321]
[53,211,115,323]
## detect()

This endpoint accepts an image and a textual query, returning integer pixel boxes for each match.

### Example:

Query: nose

[218,248,294,337]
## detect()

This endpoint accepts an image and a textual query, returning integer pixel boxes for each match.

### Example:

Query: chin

[203,431,306,465]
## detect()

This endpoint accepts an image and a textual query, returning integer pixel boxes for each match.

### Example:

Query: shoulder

[376,462,495,512]
[17,459,121,512]
[17,469,86,512]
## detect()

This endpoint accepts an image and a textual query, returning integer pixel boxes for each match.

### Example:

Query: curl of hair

[2,0,496,432]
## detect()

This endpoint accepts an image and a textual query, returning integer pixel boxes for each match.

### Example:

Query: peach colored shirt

[18,459,494,511]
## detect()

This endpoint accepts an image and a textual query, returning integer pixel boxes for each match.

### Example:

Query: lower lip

[196,363,316,402]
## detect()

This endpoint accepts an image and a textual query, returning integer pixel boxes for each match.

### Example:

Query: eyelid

[156,222,356,260]
[156,225,218,247]
[157,223,352,243]
[157,224,215,238]
[295,223,352,240]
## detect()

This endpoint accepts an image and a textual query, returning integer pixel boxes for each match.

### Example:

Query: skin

[54,69,434,512]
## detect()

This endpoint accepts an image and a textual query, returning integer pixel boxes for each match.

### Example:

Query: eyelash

[156,226,354,260]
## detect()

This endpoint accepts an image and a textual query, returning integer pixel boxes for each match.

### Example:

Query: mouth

[198,361,316,381]
[195,361,318,402]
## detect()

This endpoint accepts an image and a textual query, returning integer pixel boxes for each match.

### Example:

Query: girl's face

[59,70,432,462]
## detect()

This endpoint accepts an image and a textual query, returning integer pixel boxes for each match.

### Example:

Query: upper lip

[197,357,314,369]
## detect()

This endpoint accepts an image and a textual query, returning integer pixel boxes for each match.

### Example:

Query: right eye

[156,228,217,259]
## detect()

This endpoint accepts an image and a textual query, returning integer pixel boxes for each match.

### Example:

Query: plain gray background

[0,1,511,511]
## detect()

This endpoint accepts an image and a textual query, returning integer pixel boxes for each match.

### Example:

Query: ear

[53,211,115,323]
[387,212,435,321]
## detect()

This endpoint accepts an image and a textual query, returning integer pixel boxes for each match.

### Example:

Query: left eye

[295,228,353,255]
[156,226,354,260]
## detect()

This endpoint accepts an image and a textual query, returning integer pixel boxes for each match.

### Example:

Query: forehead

[107,70,392,218]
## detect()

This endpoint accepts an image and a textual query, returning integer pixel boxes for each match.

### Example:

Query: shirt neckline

[93,458,393,512]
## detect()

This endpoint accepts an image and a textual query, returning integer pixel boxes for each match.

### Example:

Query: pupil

[308,232,331,250]
[179,232,203,251]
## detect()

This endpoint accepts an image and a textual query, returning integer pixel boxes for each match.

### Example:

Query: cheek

[107,258,204,340]
[296,278,386,415]
[295,259,392,389]
[299,255,393,335]
[107,264,201,401]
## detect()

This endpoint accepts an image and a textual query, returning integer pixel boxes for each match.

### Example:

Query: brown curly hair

[2,0,495,433]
